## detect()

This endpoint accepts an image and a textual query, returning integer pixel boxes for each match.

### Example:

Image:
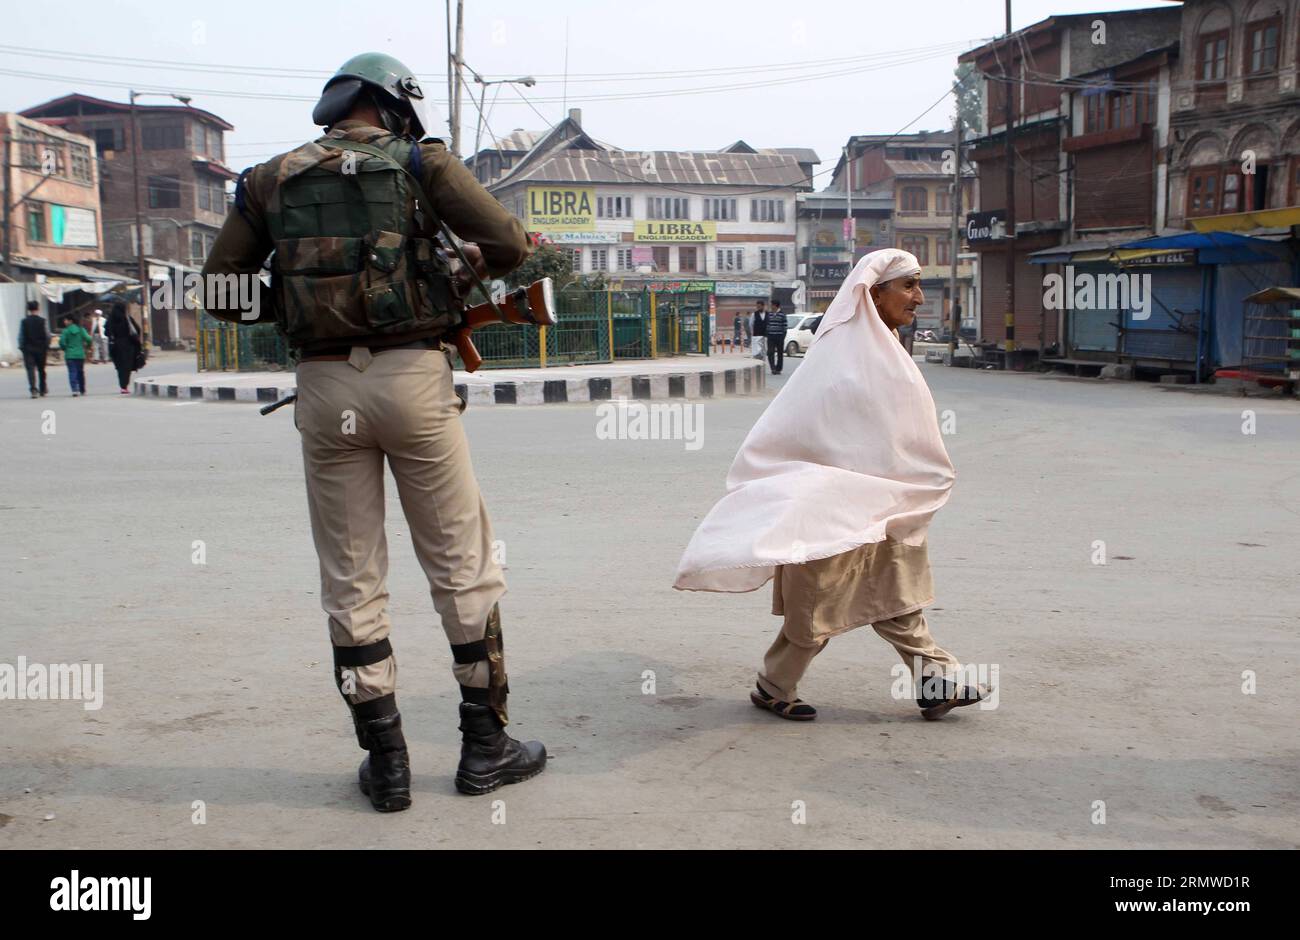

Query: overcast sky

[3,0,1171,188]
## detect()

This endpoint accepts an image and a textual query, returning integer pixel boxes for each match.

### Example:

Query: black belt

[299,335,442,362]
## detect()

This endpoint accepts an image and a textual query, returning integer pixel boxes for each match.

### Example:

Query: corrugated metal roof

[770,147,820,164]
[506,149,806,187]
[883,158,948,176]
[493,129,544,152]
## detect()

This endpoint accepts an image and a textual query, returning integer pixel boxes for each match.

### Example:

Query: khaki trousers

[756,540,960,703]
[295,346,505,707]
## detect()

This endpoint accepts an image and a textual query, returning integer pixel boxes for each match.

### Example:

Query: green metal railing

[194,289,700,371]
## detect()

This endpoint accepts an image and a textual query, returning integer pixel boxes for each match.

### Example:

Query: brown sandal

[751,683,817,721]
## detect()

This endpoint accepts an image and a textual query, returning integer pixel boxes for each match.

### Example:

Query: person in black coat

[18,300,49,398]
[764,299,789,375]
[106,302,144,394]
[751,300,767,360]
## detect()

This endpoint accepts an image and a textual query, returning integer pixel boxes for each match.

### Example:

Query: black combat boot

[455,703,547,795]
[356,712,412,812]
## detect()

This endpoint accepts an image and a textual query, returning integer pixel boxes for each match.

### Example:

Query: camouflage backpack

[262,133,456,348]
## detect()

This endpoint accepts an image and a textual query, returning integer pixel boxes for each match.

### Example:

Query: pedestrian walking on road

[765,299,788,375]
[90,308,110,363]
[18,300,49,398]
[675,249,992,722]
[201,52,546,812]
[106,303,143,395]
[751,300,766,359]
[58,315,92,396]
[732,312,748,354]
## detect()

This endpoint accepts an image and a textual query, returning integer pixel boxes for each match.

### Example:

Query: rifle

[260,277,556,415]
[453,277,556,372]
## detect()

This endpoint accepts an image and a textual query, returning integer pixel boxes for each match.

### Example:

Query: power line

[0,39,976,85]
[0,41,978,108]
[500,80,961,198]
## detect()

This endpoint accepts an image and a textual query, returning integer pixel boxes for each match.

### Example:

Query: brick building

[1168,0,1300,229]
[22,95,235,268]
[488,110,813,334]
[828,131,976,331]
[959,6,1184,361]
[20,94,236,345]
[1,112,105,272]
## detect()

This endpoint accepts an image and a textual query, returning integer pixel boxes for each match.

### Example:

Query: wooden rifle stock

[453,277,556,373]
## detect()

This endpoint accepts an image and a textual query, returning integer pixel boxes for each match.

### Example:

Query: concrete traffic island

[134,355,768,406]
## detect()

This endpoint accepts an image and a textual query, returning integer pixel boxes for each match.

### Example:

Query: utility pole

[844,145,853,260]
[1,129,13,281]
[445,0,454,143]
[948,109,962,364]
[1002,0,1016,364]
[129,90,150,348]
[451,0,465,157]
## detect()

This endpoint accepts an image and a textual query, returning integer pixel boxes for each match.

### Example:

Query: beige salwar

[756,538,960,703]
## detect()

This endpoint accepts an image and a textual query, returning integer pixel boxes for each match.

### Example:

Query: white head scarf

[674,248,953,593]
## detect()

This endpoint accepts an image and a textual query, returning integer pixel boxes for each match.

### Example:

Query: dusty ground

[1,351,1297,848]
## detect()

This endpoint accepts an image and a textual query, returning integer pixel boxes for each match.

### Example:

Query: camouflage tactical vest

[263,133,456,348]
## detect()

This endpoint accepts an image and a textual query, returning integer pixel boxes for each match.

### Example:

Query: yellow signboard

[634,221,717,243]
[527,187,595,231]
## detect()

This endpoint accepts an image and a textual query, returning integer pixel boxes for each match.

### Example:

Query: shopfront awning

[1243,286,1300,304]
[1116,231,1283,265]
[1189,206,1300,234]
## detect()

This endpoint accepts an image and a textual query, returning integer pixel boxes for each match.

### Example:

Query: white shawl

[673,248,954,593]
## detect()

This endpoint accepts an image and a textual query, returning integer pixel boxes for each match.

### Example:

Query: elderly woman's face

[870,275,924,330]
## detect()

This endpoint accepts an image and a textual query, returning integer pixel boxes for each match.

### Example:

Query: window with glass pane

[27,203,45,243]
[902,187,927,212]
[143,123,184,150]
[1200,33,1227,81]
[937,237,950,265]
[617,248,633,270]
[1221,172,1241,212]
[1188,168,1219,215]
[679,246,697,272]
[591,248,608,271]
[1248,20,1279,73]
[148,176,181,209]
[70,145,92,182]
[198,178,211,211]
[652,247,670,270]
[901,235,928,264]
[191,230,204,260]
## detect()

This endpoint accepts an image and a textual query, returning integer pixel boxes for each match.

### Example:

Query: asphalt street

[1,349,1297,848]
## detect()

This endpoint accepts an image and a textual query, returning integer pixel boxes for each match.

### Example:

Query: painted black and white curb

[134,362,767,406]
[133,380,296,404]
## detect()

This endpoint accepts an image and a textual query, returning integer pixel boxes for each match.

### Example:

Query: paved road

[2,350,1297,848]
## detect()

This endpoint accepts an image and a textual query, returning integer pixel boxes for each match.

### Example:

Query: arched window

[1245,2,1284,75]
[1195,6,1233,83]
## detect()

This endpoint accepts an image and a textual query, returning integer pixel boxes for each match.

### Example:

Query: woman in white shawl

[674,248,990,721]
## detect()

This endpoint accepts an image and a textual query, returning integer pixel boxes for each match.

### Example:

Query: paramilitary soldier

[202,53,546,811]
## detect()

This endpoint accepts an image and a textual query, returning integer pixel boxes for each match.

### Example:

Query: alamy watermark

[889,659,999,710]
[595,398,704,451]
[1042,266,1151,321]
[150,271,261,322]
[0,657,103,710]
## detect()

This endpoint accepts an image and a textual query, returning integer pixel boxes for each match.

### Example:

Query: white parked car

[784,313,822,355]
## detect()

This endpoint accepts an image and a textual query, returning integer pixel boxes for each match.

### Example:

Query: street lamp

[129,89,191,348]
[463,65,536,178]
